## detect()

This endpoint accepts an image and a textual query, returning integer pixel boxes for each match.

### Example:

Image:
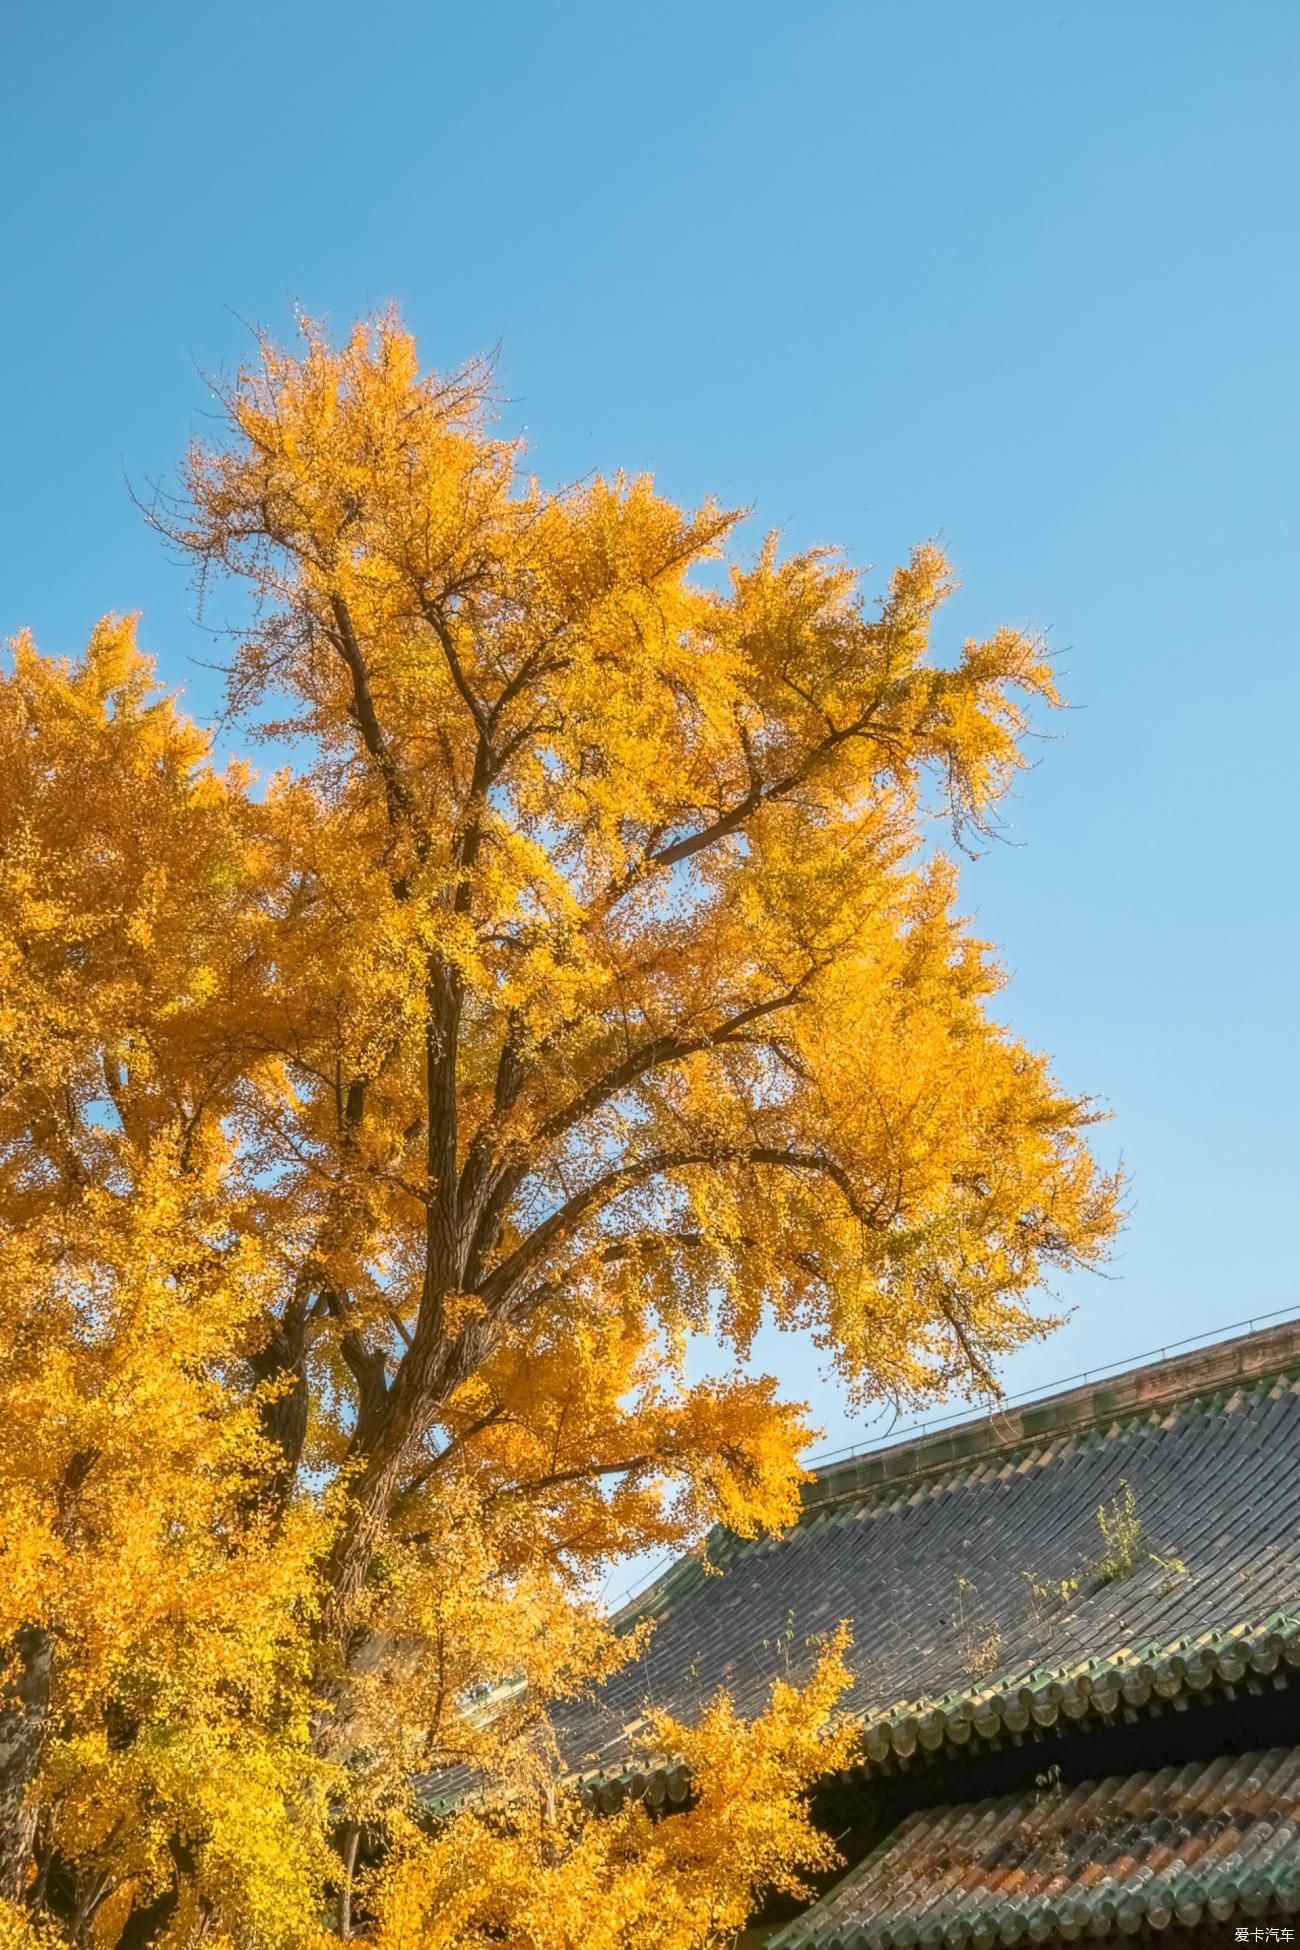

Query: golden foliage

[0,311,1120,1944]
[364,1633,855,1950]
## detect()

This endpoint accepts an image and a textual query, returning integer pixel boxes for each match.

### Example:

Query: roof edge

[803,1314,1300,1517]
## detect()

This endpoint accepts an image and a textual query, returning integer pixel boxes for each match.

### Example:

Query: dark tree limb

[0,1625,52,1901]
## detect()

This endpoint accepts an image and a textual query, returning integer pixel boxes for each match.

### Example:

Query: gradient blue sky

[5,2,1298,1477]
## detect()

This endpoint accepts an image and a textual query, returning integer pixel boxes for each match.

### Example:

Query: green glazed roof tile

[772,1747,1300,1950]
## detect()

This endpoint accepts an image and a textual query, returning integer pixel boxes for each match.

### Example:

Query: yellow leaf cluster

[363,1633,856,1950]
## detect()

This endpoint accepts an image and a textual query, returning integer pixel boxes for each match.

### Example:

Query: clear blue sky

[5,1,1298,1470]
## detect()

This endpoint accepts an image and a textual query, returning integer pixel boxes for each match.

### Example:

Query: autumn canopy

[0,314,1119,1948]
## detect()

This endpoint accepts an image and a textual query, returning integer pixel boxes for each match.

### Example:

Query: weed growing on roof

[1014,1482,1186,1628]
[1096,1481,1145,1583]
[760,1609,800,1678]
[963,1629,1003,1679]
[1092,1482,1188,1588]
[1022,1568,1082,1621]
[1151,1548,1188,1597]
[951,1575,1003,1680]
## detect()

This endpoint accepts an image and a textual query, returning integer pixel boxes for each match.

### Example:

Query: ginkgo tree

[0,313,1119,1948]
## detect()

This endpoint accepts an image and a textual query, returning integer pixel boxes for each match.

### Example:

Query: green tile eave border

[853,1608,1300,1771]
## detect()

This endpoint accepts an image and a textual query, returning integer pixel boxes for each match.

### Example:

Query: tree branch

[598,702,892,910]
[491,1453,658,1502]
[530,972,821,1152]
[325,595,414,830]
[418,597,490,745]
[478,1142,866,1312]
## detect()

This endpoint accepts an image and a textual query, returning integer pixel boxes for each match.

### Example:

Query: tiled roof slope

[771,1745,1300,1948]
[545,1319,1300,1791]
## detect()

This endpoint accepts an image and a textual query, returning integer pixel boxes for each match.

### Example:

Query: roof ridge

[800,1316,1300,1520]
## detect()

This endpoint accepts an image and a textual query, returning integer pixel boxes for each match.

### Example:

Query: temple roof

[421,1316,1300,1812]
[556,1316,1300,1798]
[770,1745,1300,1949]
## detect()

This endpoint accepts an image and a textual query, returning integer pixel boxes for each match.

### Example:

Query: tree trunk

[320,1310,498,1629]
[339,1821,361,1938]
[0,1624,52,1900]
